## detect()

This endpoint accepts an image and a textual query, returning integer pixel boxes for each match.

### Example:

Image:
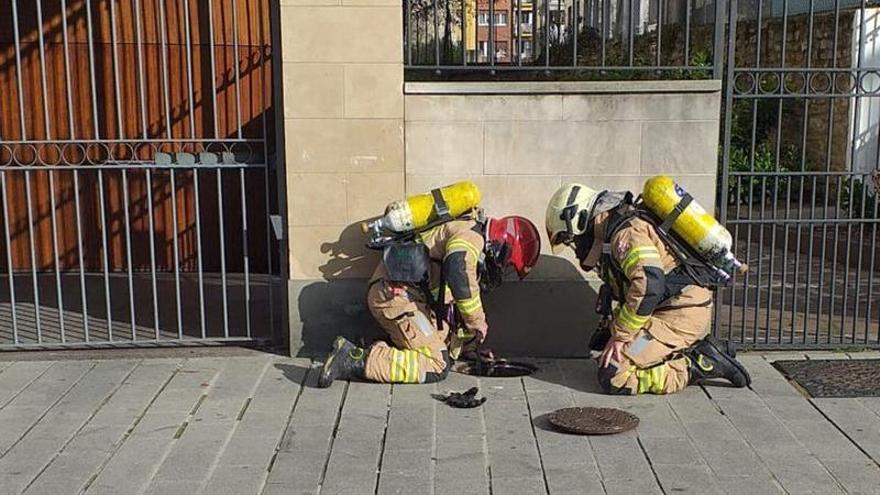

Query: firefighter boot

[317,337,366,388]
[684,337,751,388]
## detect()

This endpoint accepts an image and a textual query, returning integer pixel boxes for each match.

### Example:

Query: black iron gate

[716,0,880,348]
[0,0,285,349]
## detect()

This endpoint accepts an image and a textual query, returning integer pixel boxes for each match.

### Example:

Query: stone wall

[279,8,722,356]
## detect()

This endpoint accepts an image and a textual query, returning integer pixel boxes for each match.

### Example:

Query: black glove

[589,321,611,352]
[441,387,486,408]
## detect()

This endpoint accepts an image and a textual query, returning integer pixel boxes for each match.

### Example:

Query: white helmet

[545,183,602,254]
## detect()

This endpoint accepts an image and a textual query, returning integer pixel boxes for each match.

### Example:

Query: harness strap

[658,193,693,234]
[431,188,451,220]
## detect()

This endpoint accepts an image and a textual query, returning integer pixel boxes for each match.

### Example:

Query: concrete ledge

[405,80,723,95]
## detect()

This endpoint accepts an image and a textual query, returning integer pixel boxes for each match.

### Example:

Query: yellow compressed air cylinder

[642,176,744,274]
[377,181,481,233]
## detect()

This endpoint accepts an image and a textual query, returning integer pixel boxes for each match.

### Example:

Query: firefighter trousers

[364,280,450,384]
[598,300,711,395]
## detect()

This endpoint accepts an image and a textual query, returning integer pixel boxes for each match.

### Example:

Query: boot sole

[705,338,751,387]
[317,337,349,388]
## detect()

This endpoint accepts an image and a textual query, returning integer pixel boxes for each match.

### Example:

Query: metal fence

[0,0,282,349]
[715,0,880,348]
[404,0,726,77]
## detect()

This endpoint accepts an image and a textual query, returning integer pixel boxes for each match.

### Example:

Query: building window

[494,12,508,25]
[495,41,508,60]
[478,11,489,26]
[478,40,489,61]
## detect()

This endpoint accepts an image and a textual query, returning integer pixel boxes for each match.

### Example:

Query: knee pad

[597,365,633,396]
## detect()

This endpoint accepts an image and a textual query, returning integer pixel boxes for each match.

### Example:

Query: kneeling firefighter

[545,177,751,395]
[318,181,541,388]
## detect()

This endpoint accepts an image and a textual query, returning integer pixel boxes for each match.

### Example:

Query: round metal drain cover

[453,360,537,377]
[548,407,639,435]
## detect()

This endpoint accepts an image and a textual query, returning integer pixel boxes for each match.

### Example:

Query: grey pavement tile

[715,475,786,495]
[652,464,724,495]
[0,361,55,409]
[822,459,880,495]
[542,468,605,495]
[201,465,267,495]
[813,397,880,461]
[805,351,851,360]
[377,474,433,495]
[379,448,432,478]
[489,475,548,495]
[265,449,326,487]
[603,477,664,495]
[639,436,704,466]
[589,432,656,483]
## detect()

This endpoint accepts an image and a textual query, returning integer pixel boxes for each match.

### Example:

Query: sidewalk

[0,351,879,494]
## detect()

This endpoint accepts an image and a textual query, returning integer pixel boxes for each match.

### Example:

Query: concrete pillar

[279,0,405,354]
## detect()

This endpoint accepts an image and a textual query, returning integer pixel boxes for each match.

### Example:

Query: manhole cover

[774,359,880,398]
[452,360,537,377]
[547,407,639,435]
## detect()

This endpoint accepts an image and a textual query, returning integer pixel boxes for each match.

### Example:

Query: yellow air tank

[365,181,481,234]
[641,176,746,275]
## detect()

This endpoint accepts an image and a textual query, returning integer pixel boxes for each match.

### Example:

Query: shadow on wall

[294,224,601,358]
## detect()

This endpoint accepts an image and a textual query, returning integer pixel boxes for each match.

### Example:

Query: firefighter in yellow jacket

[545,183,750,395]
[318,214,541,387]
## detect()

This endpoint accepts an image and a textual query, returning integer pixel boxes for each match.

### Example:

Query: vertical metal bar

[572,0,578,66]
[754,176,766,344]
[713,0,726,78]
[826,175,844,343]
[231,0,243,138]
[60,0,76,138]
[841,4,867,343]
[0,172,19,344]
[207,0,219,137]
[34,0,67,340]
[627,0,634,66]
[816,0,841,344]
[193,170,206,339]
[85,0,100,137]
[544,0,550,66]
[170,171,183,339]
[121,171,136,340]
[183,0,197,138]
[865,194,878,343]
[460,0,465,65]
[434,0,441,64]
[794,0,814,344]
[777,176,791,340]
[134,0,148,138]
[684,0,690,65]
[72,171,88,341]
[239,169,251,339]
[61,0,89,341]
[10,0,27,139]
[848,174,867,341]
[47,167,65,342]
[490,0,496,66]
[109,0,124,138]
[97,171,112,341]
[35,0,52,140]
[158,0,172,137]
[23,172,42,342]
[803,176,818,343]
[766,0,789,344]
[146,170,159,340]
[216,170,229,339]
[601,0,606,65]
[517,0,523,66]
[717,0,737,338]
[656,0,662,67]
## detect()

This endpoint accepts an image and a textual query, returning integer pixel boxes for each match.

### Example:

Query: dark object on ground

[548,407,640,435]
[452,359,538,377]
[773,359,880,398]
[433,387,487,408]
[684,336,751,388]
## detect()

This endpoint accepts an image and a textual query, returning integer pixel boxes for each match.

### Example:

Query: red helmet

[487,215,541,279]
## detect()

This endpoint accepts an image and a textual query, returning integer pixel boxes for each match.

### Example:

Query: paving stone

[639,436,704,466]
[490,475,548,495]
[0,361,54,409]
[715,475,785,495]
[377,474,433,495]
[603,477,664,495]
[652,464,724,494]
[589,431,655,482]
[201,465,267,495]
[266,449,327,488]
[812,397,880,461]
[805,351,850,360]
[822,459,880,495]
[542,468,605,495]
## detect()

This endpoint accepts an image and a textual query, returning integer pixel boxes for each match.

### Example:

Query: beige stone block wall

[281,5,404,280]
[404,81,722,281]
